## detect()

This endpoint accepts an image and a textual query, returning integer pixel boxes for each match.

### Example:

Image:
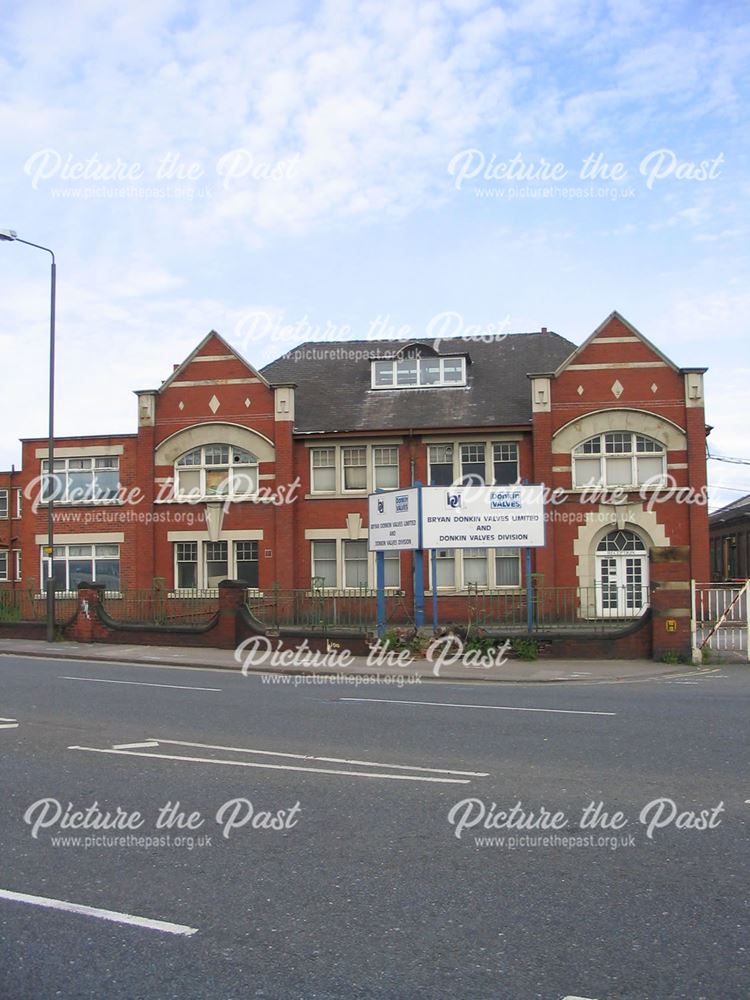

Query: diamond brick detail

[611,379,624,399]
[208,394,220,414]
[576,385,584,396]
[244,398,251,408]
[651,383,658,393]
[178,401,185,411]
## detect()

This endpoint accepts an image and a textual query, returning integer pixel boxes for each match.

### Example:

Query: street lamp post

[0,230,57,642]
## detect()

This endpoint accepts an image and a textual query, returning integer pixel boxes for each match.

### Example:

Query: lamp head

[0,229,18,241]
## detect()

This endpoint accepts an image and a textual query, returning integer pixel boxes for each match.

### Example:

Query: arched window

[174,444,258,498]
[572,432,666,488]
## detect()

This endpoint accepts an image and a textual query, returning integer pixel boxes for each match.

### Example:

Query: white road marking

[146,737,489,777]
[0,888,197,936]
[67,745,473,783]
[339,697,616,717]
[61,676,221,692]
[562,995,600,999]
[112,740,160,750]
[0,717,18,722]
[0,722,19,729]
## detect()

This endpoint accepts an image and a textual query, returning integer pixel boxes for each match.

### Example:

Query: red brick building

[0,311,709,631]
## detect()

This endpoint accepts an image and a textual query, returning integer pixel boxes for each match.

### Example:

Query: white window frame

[428,547,522,591]
[0,550,7,581]
[13,549,21,582]
[173,539,260,591]
[310,447,336,494]
[41,543,121,594]
[341,446,368,493]
[373,446,399,490]
[572,432,667,489]
[41,456,121,504]
[308,443,401,497]
[174,444,259,501]
[309,538,402,591]
[428,439,521,488]
[0,490,8,518]
[371,355,467,389]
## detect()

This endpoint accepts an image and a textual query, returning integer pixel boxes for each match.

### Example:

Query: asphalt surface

[0,653,748,1000]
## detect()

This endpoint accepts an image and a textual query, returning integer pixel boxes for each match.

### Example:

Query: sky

[0,0,748,510]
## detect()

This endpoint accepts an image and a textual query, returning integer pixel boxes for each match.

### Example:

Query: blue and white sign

[367,487,421,551]
[421,485,545,549]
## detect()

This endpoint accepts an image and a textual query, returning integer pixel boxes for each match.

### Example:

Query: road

[0,653,747,1000]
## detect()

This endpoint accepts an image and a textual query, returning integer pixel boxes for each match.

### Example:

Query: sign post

[368,486,421,636]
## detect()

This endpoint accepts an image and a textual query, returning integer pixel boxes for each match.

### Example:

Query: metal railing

[102,588,219,627]
[246,585,405,631]
[0,589,78,624]
[467,583,649,633]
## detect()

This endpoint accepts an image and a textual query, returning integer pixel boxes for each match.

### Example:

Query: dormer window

[175,444,258,498]
[371,355,466,389]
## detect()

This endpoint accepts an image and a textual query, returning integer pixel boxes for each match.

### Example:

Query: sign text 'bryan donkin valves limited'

[368,485,545,551]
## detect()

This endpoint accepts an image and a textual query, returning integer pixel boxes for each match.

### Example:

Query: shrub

[511,638,539,661]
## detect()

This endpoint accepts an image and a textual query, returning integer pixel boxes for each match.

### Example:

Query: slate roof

[261,331,575,434]
[709,494,750,526]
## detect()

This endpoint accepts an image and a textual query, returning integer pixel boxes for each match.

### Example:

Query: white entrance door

[595,530,649,617]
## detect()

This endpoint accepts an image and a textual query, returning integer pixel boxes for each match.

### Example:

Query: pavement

[0,635,709,683]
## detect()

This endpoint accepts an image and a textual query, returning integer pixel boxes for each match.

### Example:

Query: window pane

[395,359,417,386]
[344,540,368,588]
[605,432,632,454]
[69,545,92,557]
[232,448,255,464]
[374,446,398,489]
[495,549,520,586]
[373,360,394,386]
[635,435,661,453]
[236,541,258,587]
[0,492,7,518]
[95,457,119,469]
[69,559,94,589]
[177,469,201,496]
[177,561,198,589]
[464,548,488,587]
[574,458,602,487]
[206,541,228,587]
[442,358,463,383]
[460,443,485,485]
[637,456,665,485]
[384,550,400,588]
[232,469,256,494]
[204,445,230,465]
[435,550,455,588]
[343,448,367,490]
[575,437,602,455]
[95,544,119,558]
[205,469,229,495]
[311,449,336,491]
[493,444,519,485]
[419,358,441,385]
[48,559,67,592]
[312,541,337,588]
[605,457,633,486]
[95,560,120,591]
[429,445,454,486]
[312,465,335,491]
[177,448,201,466]
[177,542,198,561]
[94,469,119,499]
[68,471,94,502]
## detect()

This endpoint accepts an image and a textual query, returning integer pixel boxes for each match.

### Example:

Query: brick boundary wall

[0,578,695,662]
